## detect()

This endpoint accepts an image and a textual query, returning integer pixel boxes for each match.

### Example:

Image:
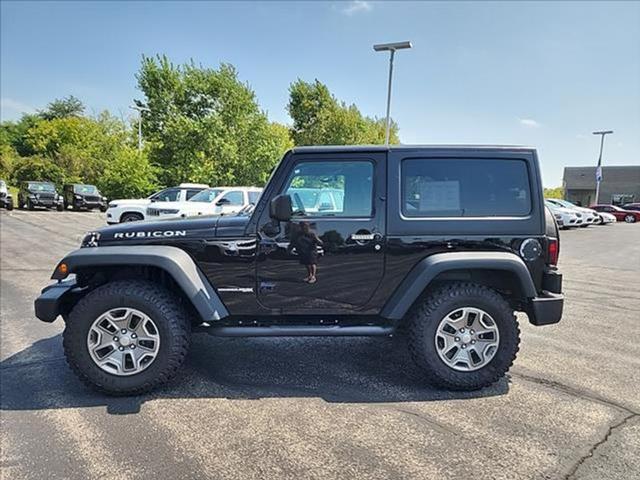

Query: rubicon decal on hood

[113,230,187,239]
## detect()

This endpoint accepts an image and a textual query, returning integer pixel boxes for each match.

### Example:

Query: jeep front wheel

[408,283,520,391]
[63,280,191,395]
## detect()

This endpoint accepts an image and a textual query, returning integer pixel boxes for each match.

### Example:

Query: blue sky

[1,1,639,186]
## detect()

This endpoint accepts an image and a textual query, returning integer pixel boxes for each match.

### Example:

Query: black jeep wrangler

[63,183,108,212]
[35,146,563,395]
[18,181,64,210]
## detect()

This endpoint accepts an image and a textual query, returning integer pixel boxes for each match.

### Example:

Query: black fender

[380,251,537,320]
[48,245,229,322]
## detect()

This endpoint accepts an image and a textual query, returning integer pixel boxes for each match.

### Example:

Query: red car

[591,204,640,223]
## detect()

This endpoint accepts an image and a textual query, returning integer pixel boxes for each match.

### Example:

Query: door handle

[350,233,375,241]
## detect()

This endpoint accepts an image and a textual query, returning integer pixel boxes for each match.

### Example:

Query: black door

[256,152,386,314]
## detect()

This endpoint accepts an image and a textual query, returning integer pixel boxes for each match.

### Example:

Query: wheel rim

[625,215,634,223]
[434,307,500,372]
[87,308,161,376]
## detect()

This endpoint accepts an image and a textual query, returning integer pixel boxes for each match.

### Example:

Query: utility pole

[129,104,151,152]
[373,41,412,145]
[592,130,613,204]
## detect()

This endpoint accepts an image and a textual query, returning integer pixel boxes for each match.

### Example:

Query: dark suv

[18,181,64,210]
[35,145,564,395]
[63,184,107,212]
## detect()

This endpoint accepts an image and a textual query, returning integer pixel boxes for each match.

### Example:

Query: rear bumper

[527,270,564,326]
[34,280,81,323]
[527,292,564,325]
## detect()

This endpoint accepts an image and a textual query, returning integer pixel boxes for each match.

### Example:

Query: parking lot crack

[564,413,638,480]
[510,370,639,416]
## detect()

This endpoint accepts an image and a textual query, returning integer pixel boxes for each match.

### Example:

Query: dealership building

[563,166,640,206]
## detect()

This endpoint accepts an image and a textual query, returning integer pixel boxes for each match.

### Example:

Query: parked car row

[545,197,640,229]
[0,180,108,212]
[106,184,262,223]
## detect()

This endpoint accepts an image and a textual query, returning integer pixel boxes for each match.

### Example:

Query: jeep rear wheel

[408,283,520,391]
[63,280,191,395]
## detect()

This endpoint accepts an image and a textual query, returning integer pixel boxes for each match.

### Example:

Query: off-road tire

[26,198,34,210]
[6,200,13,211]
[63,280,191,396]
[408,282,520,391]
[121,212,143,222]
[99,205,107,213]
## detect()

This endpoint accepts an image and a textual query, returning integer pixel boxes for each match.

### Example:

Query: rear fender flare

[380,251,536,320]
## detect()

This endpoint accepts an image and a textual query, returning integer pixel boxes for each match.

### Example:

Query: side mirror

[216,198,231,206]
[269,194,292,222]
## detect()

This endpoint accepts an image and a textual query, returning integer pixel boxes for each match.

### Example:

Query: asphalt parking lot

[1,209,639,480]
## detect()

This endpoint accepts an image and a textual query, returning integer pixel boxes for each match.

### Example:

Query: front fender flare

[52,246,229,321]
[380,251,537,320]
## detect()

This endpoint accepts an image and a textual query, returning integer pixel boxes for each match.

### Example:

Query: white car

[545,198,600,227]
[545,201,582,229]
[146,186,262,220]
[595,211,617,225]
[106,183,209,224]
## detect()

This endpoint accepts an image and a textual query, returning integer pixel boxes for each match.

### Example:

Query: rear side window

[185,189,203,200]
[402,158,531,217]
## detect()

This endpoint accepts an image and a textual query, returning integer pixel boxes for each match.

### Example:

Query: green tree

[287,79,399,146]
[11,156,66,186]
[23,112,130,185]
[39,95,85,120]
[97,147,158,199]
[544,187,564,199]
[136,55,292,186]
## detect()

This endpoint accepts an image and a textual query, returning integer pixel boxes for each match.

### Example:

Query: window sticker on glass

[419,181,460,212]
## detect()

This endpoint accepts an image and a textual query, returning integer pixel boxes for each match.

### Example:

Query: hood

[576,206,597,214]
[110,198,151,206]
[82,212,251,247]
[546,205,576,215]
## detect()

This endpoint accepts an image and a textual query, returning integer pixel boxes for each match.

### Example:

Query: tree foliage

[136,55,292,187]
[287,79,399,146]
[11,156,66,186]
[544,187,564,199]
[1,56,403,202]
[39,95,85,120]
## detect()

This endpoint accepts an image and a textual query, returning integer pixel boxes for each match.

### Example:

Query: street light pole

[129,105,151,152]
[374,41,412,145]
[592,130,613,204]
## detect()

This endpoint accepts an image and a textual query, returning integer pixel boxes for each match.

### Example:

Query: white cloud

[518,118,541,128]
[1,97,36,115]
[341,1,372,16]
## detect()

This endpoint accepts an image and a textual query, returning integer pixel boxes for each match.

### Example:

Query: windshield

[188,188,224,203]
[28,182,56,192]
[74,185,98,194]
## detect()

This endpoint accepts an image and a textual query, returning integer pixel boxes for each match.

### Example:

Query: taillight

[547,238,559,265]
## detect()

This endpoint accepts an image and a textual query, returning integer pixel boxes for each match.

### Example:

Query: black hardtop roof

[65,183,98,187]
[291,144,536,154]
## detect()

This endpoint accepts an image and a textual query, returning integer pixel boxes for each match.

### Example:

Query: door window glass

[221,191,244,206]
[283,161,373,217]
[402,158,531,217]
[152,188,179,202]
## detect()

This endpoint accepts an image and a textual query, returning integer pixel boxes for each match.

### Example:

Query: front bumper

[527,270,564,326]
[34,279,82,322]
